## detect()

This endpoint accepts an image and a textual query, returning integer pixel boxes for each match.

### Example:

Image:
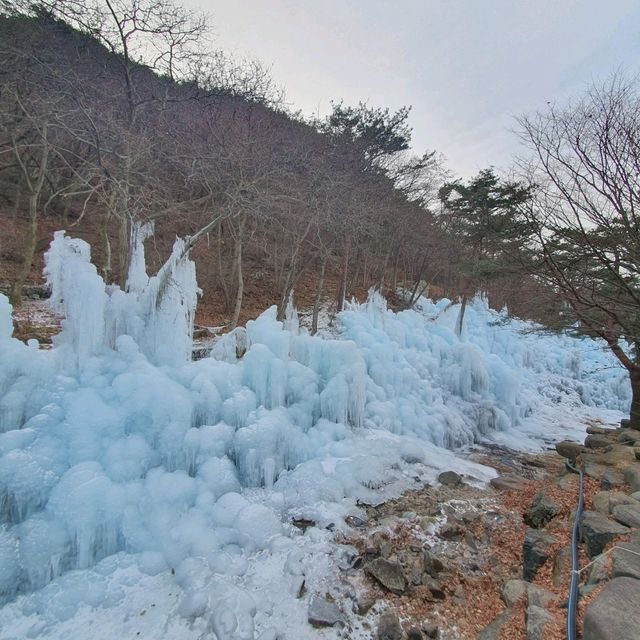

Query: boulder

[623,464,640,492]
[377,611,403,640]
[524,492,559,528]
[500,579,554,608]
[617,430,639,445]
[407,628,424,640]
[580,511,629,558]
[583,577,640,640]
[526,604,552,640]
[422,624,440,639]
[591,491,638,515]
[611,541,640,580]
[523,529,556,581]
[552,545,572,587]
[556,440,587,462]
[600,468,626,490]
[490,475,527,491]
[423,550,444,578]
[308,596,343,628]
[585,434,612,450]
[365,558,407,595]
[611,502,640,528]
[477,608,514,640]
[438,470,463,487]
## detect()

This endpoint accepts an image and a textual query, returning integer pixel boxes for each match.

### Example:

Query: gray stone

[423,550,444,578]
[612,502,640,528]
[581,511,629,558]
[438,470,463,487]
[552,545,572,587]
[353,593,377,616]
[421,623,440,639]
[407,628,424,640]
[377,611,403,640]
[477,608,513,640]
[490,475,527,491]
[365,558,407,595]
[583,577,640,640]
[523,529,556,581]
[592,491,638,515]
[630,491,640,501]
[308,596,343,628]
[556,440,587,461]
[586,555,612,585]
[526,584,556,608]
[585,434,612,450]
[501,579,527,606]
[526,605,552,640]
[617,430,639,445]
[600,468,626,490]
[611,541,640,579]
[623,464,640,492]
[524,492,559,528]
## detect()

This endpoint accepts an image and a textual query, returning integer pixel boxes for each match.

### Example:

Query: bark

[117,215,130,288]
[630,368,640,430]
[455,294,468,338]
[335,237,351,312]
[229,220,245,330]
[10,191,39,307]
[311,256,326,335]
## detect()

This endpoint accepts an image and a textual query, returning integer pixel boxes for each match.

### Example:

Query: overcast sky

[183,0,640,178]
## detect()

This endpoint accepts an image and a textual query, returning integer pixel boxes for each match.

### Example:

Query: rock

[526,605,552,640]
[345,515,368,528]
[407,628,424,640]
[477,608,513,640]
[623,464,640,492]
[308,596,343,628]
[353,593,377,616]
[552,545,572,587]
[501,579,555,607]
[585,434,613,450]
[580,511,629,558]
[501,579,527,606]
[583,577,640,640]
[438,523,464,540]
[377,611,403,640]
[423,577,446,600]
[617,430,639,445]
[611,502,640,528]
[365,559,407,595]
[630,491,640,501]
[634,447,640,461]
[556,440,587,461]
[523,529,556,581]
[524,492,559,528]
[587,425,610,435]
[611,541,640,579]
[438,470,463,487]
[586,555,612,585]
[423,550,444,578]
[490,475,527,491]
[592,491,638,515]
[422,623,440,639]
[600,468,626,490]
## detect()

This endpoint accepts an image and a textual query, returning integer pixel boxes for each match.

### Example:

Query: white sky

[184,0,640,178]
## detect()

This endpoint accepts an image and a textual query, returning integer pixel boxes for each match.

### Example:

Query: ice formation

[0,232,631,638]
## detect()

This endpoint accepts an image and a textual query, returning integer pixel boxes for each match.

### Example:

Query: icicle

[126,221,154,293]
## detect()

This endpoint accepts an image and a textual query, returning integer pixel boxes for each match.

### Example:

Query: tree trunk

[117,215,130,289]
[311,256,326,335]
[630,367,640,430]
[10,192,39,307]
[335,237,351,312]
[455,294,468,338]
[229,224,244,330]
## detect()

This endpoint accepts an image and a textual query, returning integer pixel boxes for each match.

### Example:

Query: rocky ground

[303,419,640,640]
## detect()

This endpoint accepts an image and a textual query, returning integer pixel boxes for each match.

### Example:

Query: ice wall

[0,232,631,628]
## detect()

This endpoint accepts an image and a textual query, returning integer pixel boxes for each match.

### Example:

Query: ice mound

[0,231,630,636]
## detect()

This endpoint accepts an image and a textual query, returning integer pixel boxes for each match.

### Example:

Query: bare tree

[518,75,640,428]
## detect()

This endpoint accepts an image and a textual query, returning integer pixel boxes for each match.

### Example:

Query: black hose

[566,459,584,640]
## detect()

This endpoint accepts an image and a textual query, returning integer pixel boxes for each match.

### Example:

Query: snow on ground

[0,231,630,639]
